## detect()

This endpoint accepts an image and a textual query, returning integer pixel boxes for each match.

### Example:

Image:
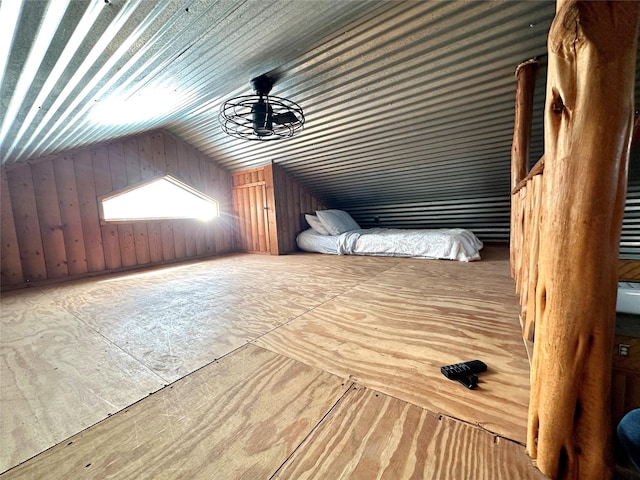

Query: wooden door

[231,169,271,254]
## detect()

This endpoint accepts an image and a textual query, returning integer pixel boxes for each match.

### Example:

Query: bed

[297,210,483,262]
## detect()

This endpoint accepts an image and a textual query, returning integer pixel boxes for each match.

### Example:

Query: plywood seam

[268,381,356,479]
[437,411,526,447]
[35,287,172,387]
[0,252,239,292]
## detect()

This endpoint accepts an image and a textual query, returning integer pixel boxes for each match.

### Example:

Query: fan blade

[273,111,299,124]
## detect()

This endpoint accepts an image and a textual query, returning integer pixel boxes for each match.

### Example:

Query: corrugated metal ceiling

[1,0,638,253]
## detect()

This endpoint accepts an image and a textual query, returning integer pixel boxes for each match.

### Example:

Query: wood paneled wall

[1,130,233,289]
[231,168,270,254]
[618,259,640,281]
[231,163,325,255]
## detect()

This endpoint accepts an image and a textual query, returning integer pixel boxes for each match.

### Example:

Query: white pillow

[315,209,360,235]
[305,214,331,235]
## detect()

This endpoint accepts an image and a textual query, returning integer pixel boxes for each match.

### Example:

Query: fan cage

[219,95,305,141]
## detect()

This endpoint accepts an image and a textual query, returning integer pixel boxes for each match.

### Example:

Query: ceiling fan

[219,74,305,141]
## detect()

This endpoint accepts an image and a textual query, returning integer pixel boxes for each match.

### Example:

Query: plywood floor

[0,246,545,479]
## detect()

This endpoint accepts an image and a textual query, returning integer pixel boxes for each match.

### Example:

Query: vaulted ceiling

[1,0,557,202]
[1,0,638,249]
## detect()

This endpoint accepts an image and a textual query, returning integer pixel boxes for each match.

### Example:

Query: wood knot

[551,94,565,114]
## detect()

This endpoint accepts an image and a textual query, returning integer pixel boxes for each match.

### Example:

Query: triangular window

[100,175,219,222]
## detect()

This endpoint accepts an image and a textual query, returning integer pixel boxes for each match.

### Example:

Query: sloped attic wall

[1,1,637,256]
[346,59,640,258]
[0,130,233,289]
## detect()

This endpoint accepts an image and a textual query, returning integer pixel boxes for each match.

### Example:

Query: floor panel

[1,248,537,477]
[255,249,530,443]
[0,289,165,472]
[1,345,350,480]
[275,385,545,480]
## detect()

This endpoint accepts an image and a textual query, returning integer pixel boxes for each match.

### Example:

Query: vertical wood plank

[163,133,180,178]
[136,136,157,264]
[151,133,170,262]
[92,145,122,270]
[177,141,196,254]
[222,174,234,253]
[165,137,185,256]
[107,142,137,268]
[194,221,207,256]
[183,221,197,257]
[283,177,296,253]
[255,184,267,252]
[133,224,151,265]
[204,221,216,256]
[188,148,202,192]
[197,154,216,258]
[53,155,89,276]
[137,133,154,179]
[263,164,279,255]
[73,149,105,272]
[176,139,191,184]
[124,137,141,184]
[193,158,208,256]
[244,187,253,251]
[173,220,187,258]
[274,166,288,253]
[6,165,47,282]
[1,169,24,285]
[150,131,166,175]
[249,186,259,252]
[123,137,149,266]
[147,222,164,263]
[31,158,69,279]
[231,186,241,251]
[207,163,223,254]
[161,221,176,261]
[241,187,250,252]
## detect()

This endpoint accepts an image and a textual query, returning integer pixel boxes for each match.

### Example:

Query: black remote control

[457,374,479,389]
[440,360,487,380]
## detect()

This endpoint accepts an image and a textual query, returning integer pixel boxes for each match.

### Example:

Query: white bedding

[297,227,483,262]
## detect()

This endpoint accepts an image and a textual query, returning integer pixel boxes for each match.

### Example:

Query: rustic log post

[527,1,639,479]
[510,59,540,279]
[511,59,539,191]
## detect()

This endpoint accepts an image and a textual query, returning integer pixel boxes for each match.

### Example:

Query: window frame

[98,174,219,224]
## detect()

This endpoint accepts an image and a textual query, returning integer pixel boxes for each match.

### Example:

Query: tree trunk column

[510,59,540,279]
[527,1,639,479]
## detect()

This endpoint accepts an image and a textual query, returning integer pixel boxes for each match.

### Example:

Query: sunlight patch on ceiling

[89,88,183,127]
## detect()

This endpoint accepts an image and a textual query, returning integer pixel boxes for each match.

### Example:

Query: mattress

[296,227,483,262]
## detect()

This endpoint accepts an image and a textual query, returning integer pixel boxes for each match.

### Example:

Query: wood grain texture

[0,251,398,471]
[618,260,640,281]
[31,157,69,278]
[5,164,47,281]
[232,164,326,255]
[35,253,395,383]
[1,345,350,480]
[0,170,23,285]
[93,143,122,270]
[275,385,546,480]
[1,130,234,289]
[510,59,539,190]
[525,2,639,478]
[108,142,137,267]
[257,246,531,444]
[0,288,165,472]
[1,249,535,477]
[72,149,105,272]
[53,154,89,276]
